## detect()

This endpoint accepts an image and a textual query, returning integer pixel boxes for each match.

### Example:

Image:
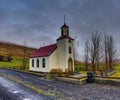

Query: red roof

[31,44,57,58]
[57,35,73,41]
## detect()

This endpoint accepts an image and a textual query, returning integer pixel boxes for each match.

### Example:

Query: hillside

[0,41,36,58]
[75,60,84,64]
[114,59,120,64]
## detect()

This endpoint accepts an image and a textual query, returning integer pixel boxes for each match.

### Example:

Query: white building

[29,22,74,72]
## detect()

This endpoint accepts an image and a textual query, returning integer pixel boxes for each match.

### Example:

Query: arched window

[67,30,69,35]
[61,30,64,35]
[36,59,39,67]
[69,39,71,43]
[32,59,34,67]
[69,47,72,54]
[68,57,73,72]
[42,58,45,68]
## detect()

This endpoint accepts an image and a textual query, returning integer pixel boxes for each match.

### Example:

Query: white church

[29,22,74,73]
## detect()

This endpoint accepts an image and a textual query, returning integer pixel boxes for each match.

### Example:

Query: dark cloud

[0,0,120,60]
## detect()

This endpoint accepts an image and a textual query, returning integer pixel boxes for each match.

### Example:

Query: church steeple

[64,15,65,24]
[61,16,69,36]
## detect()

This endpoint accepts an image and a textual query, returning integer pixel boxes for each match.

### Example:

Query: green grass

[110,64,120,77]
[0,57,29,70]
[75,62,120,77]
[74,63,85,72]
[79,71,87,74]
[115,64,120,72]
[74,63,92,72]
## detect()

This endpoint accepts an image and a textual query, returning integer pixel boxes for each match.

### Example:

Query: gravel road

[0,69,120,100]
[0,75,51,100]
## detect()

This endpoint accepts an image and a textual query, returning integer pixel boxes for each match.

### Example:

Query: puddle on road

[23,98,30,100]
[0,76,44,100]
[13,90,19,94]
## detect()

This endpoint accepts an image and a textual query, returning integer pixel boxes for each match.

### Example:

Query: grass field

[110,64,120,77]
[75,61,120,77]
[0,57,29,70]
[74,63,85,71]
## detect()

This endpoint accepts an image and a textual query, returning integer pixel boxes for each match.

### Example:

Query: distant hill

[75,60,84,64]
[114,59,120,64]
[0,41,37,58]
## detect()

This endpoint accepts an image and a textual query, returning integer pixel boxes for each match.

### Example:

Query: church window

[69,39,71,43]
[61,30,64,35]
[69,47,72,54]
[67,30,69,35]
[42,58,45,68]
[37,59,39,67]
[32,59,34,67]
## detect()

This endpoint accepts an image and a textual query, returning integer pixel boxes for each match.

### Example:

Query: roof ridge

[31,43,57,58]
[40,43,57,48]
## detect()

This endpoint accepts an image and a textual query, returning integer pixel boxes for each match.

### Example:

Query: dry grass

[0,42,36,57]
[0,42,36,69]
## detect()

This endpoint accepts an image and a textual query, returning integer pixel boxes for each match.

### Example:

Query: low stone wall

[56,77,120,86]
[107,70,116,76]
[55,77,86,85]
[100,70,116,77]
[95,78,120,86]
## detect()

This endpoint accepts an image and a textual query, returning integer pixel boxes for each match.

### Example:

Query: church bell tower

[57,17,74,72]
[61,16,69,36]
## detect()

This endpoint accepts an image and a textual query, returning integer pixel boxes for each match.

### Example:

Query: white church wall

[29,57,50,72]
[66,39,74,71]
[57,38,74,72]
[57,39,67,72]
[49,49,58,71]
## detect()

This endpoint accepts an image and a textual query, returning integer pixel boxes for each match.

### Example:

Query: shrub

[58,72,71,77]
[45,74,53,80]
[49,68,63,74]
[65,68,69,73]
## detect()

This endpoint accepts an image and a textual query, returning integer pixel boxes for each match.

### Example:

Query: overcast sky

[0,0,120,60]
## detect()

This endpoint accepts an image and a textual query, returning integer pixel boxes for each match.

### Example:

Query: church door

[68,58,73,72]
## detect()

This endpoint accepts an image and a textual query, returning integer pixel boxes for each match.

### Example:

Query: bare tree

[88,32,102,73]
[105,34,116,70]
[104,34,109,70]
[84,32,117,73]
[74,36,80,61]
[22,41,27,70]
[84,40,89,71]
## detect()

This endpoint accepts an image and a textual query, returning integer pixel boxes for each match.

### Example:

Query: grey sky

[0,0,120,60]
